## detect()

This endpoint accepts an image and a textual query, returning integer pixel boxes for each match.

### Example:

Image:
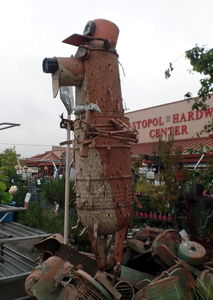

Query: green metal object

[169,267,195,300]
[143,276,185,300]
[121,265,154,285]
[77,269,113,299]
[197,270,213,299]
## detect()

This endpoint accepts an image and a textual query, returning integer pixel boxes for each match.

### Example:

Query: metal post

[64,113,71,244]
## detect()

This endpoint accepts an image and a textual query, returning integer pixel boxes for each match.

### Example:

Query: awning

[131,136,213,157]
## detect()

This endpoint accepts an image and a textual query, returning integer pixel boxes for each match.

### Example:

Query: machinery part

[178,241,206,266]
[59,113,74,130]
[43,57,58,73]
[126,238,151,255]
[25,256,73,299]
[154,244,177,267]
[95,270,121,299]
[57,284,78,300]
[77,269,113,299]
[25,269,43,297]
[60,86,74,114]
[34,234,64,254]
[74,103,101,115]
[122,247,134,265]
[152,229,182,257]
[43,56,83,97]
[115,280,135,300]
[135,279,152,290]
[135,276,185,300]
[42,250,54,261]
[121,265,154,286]
[169,267,195,300]
[70,274,107,300]
[134,226,163,241]
[197,269,213,298]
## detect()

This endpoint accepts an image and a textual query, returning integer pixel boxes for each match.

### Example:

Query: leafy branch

[165,45,213,133]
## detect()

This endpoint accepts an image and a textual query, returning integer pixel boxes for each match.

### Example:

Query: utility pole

[59,87,74,245]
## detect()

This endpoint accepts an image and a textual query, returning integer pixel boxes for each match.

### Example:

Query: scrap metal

[25,226,213,299]
[43,18,138,272]
[26,18,213,299]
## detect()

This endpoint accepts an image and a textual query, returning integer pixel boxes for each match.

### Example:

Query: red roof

[25,146,68,167]
[131,136,213,157]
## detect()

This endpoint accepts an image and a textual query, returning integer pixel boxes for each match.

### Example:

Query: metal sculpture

[43,19,138,272]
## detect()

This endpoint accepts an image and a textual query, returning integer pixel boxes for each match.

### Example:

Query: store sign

[126,95,213,143]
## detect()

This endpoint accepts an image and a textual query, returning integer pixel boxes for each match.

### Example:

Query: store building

[25,146,71,178]
[126,94,213,169]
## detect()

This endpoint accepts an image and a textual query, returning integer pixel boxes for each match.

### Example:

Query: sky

[0,0,212,158]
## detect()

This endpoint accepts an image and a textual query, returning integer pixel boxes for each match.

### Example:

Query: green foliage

[165,45,213,133]
[0,181,11,204]
[40,178,76,210]
[17,202,44,229]
[165,62,174,79]
[185,46,213,103]
[17,203,90,251]
[135,179,172,213]
[0,148,20,187]
[12,181,28,207]
[134,137,189,215]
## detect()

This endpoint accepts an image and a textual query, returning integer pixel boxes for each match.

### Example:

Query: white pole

[64,113,71,244]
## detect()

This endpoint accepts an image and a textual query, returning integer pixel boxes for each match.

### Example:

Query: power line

[0,142,54,147]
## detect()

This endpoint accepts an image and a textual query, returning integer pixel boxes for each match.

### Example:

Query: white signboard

[146,171,155,179]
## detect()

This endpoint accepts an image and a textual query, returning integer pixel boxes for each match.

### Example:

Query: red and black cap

[63,19,119,47]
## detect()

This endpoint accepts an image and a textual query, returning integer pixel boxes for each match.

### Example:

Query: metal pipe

[64,113,71,244]
[194,153,205,170]
[0,272,31,281]
[0,213,9,223]
[14,297,31,300]
[0,234,50,244]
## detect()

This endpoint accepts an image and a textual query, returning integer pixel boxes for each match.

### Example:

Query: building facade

[25,146,69,178]
[126,95,213,168]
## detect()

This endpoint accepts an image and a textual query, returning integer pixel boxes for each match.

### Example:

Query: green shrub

[17,202,44,229]
[12,181,28,207]
[0,181,11,204]
[40,178,76,211]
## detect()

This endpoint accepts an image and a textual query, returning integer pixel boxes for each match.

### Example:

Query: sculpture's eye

[83,20,96,36]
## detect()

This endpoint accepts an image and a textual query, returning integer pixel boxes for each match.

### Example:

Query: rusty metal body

[43,19,137,271]
[73,40,137,270]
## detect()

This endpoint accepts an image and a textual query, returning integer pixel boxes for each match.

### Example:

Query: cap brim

[63,34,94,46]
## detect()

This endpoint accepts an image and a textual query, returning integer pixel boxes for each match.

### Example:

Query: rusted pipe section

[43,19,138,272]
[71,20,137,272]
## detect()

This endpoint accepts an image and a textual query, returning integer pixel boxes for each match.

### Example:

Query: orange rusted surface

[43,19,137,271]
[72,20,137,271]
[63,19,119,47]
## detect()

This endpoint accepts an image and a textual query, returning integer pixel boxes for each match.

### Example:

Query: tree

[165,45,213,132]
[0,148,20,187]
